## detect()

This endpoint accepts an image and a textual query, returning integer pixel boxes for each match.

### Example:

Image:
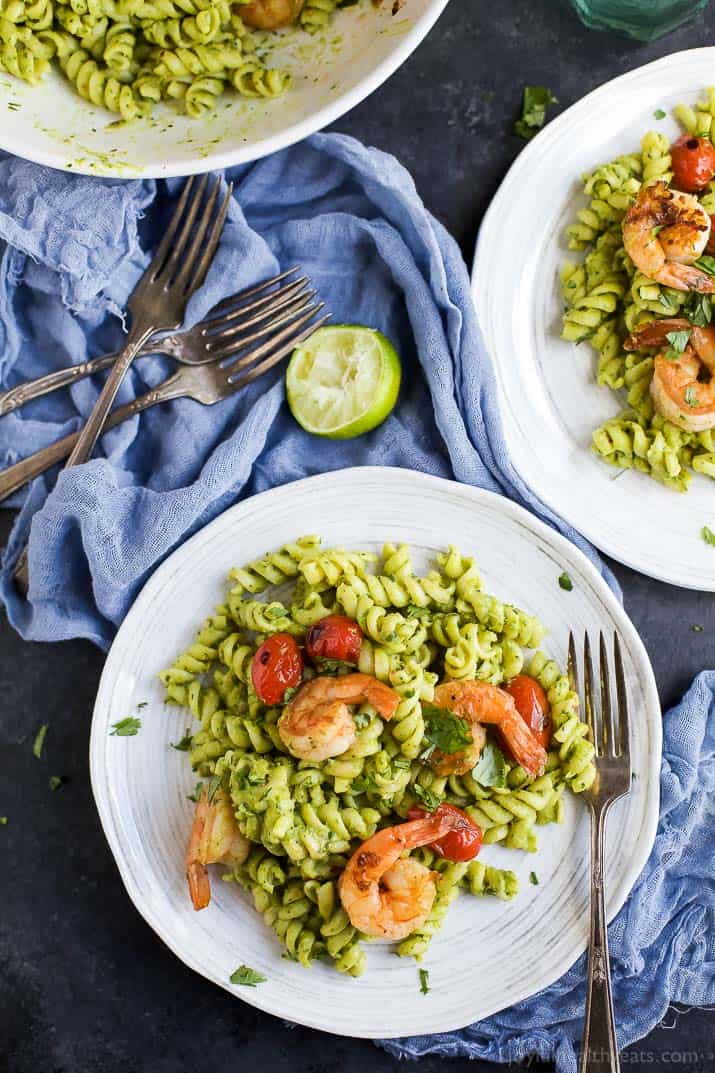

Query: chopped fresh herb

[206,774,222,803]
[651,225,664,238]
[422,703,473,755]
[49,776,64,791]
[529,871,539,886]
[351,774,377,794]
[695,255,715,276]
[0,817,7,825]
[665,329,691,357]
[393,757,412,770]
[419,968,430,995]
[282,686,299,704]
[685,386,699,408]
[684,292,712,327]
[413,784,442,811]
[353,710,370,730]
[110,716,141,737]
[653,108,666,120]
[171,730,193,751]
[264,605,285,620]
[702,525,715,547]
[558,571,573,591]
[472,742,508,788]
[187,781,204,803]
[692,624,704,632]
[230,965,266,987]
[515,85,558,139]
[136,701,148,710]
[33,724,48,759]
[406,605,431,620]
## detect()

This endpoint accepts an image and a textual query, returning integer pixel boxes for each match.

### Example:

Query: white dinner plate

[90,467,660,1037]
[473,48,715,591]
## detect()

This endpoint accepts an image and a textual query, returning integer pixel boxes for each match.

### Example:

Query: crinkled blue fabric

[0,132,615,648]
[0,133,710,1068]
[380,672,715,1070]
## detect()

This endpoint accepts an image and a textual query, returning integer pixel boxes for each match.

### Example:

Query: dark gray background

[1,1,713,1071]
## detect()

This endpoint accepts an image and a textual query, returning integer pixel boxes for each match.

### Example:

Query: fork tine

[145,176,195,281]
[567,630,578,695]
[179,181,233,297]
[209,267,300,317]
[599,631,614,758]
[226,313,331,391]
[613,633,630,764]
[204,279,312,338]
[156,174,208,282]
[208,298,319,362]
[170,177,221,292]
[583,633,598,756]
[223,304,327,380]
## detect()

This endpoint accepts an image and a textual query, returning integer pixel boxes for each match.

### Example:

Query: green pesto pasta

[562,94,715,491]
[161,537,595,976]
[0,0,366,117]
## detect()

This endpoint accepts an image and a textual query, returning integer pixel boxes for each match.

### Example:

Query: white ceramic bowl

[0,0,448,178]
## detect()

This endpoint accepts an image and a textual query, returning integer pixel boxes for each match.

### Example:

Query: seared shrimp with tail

[625,317,715,432]
[186,788,250,910]
[623,182,714,293]
[338,812,465,939]
[277,673,400,761]
[429,680,547,777]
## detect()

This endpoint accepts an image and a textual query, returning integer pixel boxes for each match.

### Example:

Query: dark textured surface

[1,2,714,1071]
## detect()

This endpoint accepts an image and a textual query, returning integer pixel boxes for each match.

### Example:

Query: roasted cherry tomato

[670,134,715,193]
[505,674,552,750]
[251,633,303,705]
[407,802,482,862]
[305,614,363,666]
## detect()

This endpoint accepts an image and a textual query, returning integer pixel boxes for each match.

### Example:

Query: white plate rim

[472,47,715,592]
[89,466,661,1037]
[0,0,450,179]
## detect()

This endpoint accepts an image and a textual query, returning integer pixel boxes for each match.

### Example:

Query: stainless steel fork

[0,268,310,416]
[13,175,232,593]
[568,632,632,1073]
[0,304,329,502]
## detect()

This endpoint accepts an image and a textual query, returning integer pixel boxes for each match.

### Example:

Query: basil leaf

[33,723,48,759]
[515,85,557,140]
[695,255,715,276]
[422,703,473,755]
[419,968,430,995]
[684,292,712,327]
[171,730,193,751]
[653,108,666,120]
[472,743,508,788]
[558,571,573,591]
[206,774,222,803]
[230,965,266,987]
[187,781,203,803]
[664,329,691,353]
[413,784,442,811]
[110,716,141,737]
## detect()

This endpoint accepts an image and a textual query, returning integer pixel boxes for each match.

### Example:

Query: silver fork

[0,305,329,503]
[568,631,632,1073]
[0,268,310,416]
[13,174,232,593]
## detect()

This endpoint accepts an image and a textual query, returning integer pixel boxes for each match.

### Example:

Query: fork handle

[579,804,620,1073]
[0,374,186,502]
[0,351,121,416]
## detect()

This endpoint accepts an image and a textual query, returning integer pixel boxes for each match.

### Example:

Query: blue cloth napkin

[0,133,710,1068]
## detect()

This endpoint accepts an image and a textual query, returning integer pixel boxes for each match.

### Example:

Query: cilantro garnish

[419,968,430,995]
[702,525,715,547]
[110,717,141,737]
[472,743,508,788]
[33,724,48,759]
[515,85,557,139]
[230,965,267,987]
[170,730,193,751]
[558,571,573,591]
[413,784,442,811]
[422,703,473,755]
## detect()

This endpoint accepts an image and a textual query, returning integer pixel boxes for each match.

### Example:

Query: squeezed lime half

[286,325,401,439]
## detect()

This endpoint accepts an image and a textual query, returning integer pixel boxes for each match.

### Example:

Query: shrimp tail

[187,861,212,911]
[624,318,690,351]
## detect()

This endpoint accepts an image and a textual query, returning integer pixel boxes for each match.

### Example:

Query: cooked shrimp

[186,788,250,911]
[622,181,715,292]
[623,317,715,431]
[277,673,400,761]
[430,680,547,778]
[338,812,462,939]
[239,0,304,29]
